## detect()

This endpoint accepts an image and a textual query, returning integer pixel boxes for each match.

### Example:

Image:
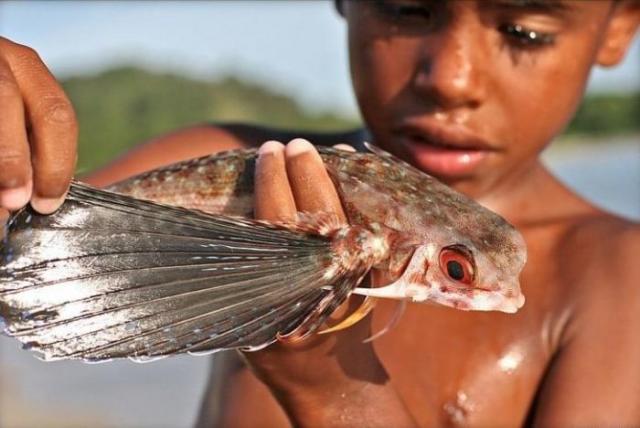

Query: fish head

[419,226,526,313]
[393,187,528,313]
[357,222,526,314]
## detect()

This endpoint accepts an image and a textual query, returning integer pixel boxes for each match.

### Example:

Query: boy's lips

[393,120,497,178]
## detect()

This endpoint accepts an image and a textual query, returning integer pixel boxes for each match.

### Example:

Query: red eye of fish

[439,247,475,285]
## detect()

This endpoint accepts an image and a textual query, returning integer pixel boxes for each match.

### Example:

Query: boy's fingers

[285,139,346,224]
[1,37,77,214]
[0,56,32,211]
[254,141,297,222]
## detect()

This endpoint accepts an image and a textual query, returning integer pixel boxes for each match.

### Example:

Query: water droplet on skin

[443,391,476,426]
[497,349,524,374]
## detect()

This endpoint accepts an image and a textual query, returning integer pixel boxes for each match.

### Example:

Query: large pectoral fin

[0,183,361,362]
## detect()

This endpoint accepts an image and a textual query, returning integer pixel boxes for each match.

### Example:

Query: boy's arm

[81,125,247,186]
[196,353,291,428]
[532,226,640,426]
[196,351,419,428]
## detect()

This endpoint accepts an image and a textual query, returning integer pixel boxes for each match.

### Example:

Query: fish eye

[439,246,475,285]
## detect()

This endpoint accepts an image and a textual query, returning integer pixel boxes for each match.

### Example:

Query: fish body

[0,145,526,362]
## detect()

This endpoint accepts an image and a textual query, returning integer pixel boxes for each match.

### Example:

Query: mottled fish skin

[109,150,257,217]
[110,145,527,312]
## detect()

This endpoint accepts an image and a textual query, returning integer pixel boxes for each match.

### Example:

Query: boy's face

[342,0,639,196]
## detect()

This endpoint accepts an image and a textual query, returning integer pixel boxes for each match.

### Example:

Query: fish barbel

[0,144,526,362]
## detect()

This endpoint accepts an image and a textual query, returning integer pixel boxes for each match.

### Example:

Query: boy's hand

[247,139,395,423]
[0,37,77,214]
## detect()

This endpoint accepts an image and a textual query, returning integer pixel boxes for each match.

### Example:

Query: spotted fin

[0,182,363,362]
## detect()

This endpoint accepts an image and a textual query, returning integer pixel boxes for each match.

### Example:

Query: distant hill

[61,67,359,173]
[61,66,638,173]
[565,92,639,137]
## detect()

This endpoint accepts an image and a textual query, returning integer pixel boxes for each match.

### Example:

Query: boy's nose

[412,22,489,111]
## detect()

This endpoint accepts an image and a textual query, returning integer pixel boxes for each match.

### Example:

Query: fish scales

[0,145,526,362]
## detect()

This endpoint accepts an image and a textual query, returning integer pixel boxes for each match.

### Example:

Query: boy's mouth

[393,120,497,179]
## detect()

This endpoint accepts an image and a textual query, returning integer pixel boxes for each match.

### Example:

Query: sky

[1,0,639,116]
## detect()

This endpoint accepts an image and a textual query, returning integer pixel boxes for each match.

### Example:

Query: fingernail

[31,193,66,215]
[285,138,314,157]
[0,185,32,211]
[258,140,285,156]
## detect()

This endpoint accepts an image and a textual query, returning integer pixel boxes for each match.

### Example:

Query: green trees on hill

[62,67,358,173]
[61,67,639,174]
[565,92,639,137]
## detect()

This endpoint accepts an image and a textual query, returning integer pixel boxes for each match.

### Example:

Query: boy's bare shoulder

[559,211,639,281]
[554,210,640,337]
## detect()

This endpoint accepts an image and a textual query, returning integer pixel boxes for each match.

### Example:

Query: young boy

[1,1,639,426]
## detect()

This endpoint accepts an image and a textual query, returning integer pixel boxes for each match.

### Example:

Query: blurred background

[0,1,638,427]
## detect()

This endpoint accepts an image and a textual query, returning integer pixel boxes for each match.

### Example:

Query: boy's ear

[596,1,640,67]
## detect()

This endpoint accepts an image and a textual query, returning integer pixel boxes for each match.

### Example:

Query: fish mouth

[488,292,525,314]
[427,286,525,314]
[351,281,525,314]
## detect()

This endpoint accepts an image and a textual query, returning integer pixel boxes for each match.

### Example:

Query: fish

[0,144,526,362]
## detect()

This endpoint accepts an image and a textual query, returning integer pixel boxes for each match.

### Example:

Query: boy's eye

[499,23,555,47]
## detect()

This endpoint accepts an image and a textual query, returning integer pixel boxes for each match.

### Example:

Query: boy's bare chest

[370,268,559,426]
